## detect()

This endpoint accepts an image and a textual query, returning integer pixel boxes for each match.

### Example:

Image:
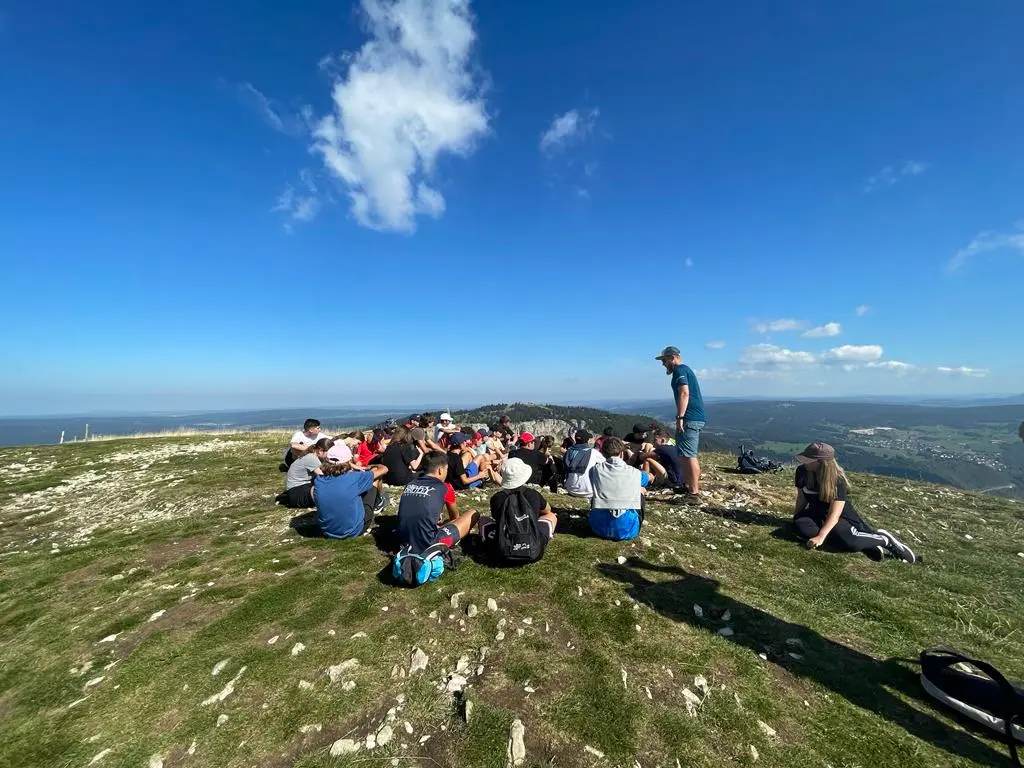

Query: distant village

[847,426,1008,472]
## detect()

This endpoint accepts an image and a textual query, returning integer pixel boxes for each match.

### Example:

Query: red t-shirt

[355,442,375,466]
[444,482,456,506]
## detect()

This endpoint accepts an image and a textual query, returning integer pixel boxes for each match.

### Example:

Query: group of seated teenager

[275,416,920,587]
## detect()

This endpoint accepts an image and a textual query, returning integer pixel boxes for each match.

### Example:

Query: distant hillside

[452,403,733,453]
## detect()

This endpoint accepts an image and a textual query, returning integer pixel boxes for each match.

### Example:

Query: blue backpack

[391,542,459,587]
[564,445,592,475]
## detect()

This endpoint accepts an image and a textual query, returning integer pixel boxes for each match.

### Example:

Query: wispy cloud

[937,366,989,378]
[821,344,884,364]
[947,225,1024,273]
[752,318,805,334]
[802,322,842,338]
[311,0,490,233]
[540,108,599,154]
[237,83,309,136]
[273,169,323,231]
[864,160,930,192]
[865,360,917,374]
[739,344,817,369]
[704,340,725,350]
[855,304,870,317]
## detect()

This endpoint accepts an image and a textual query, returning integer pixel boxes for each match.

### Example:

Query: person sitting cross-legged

[280,418,332,471]
[277,437,332,508]
[563,430,606,498]
[379,426,425,486]
[396,451,480,560]
[479,458,557,564]
[792,442,916,563]
[313,461,389,539]
[447,433,499,490]
[587,437,651,541]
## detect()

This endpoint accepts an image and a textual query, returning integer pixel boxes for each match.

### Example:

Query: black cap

[632,423,647,435]
[575,429,593,443]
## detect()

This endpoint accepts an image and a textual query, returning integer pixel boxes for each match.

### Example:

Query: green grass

[0,433,1022,767]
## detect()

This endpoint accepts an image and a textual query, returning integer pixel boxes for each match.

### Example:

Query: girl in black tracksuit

[792,442,916,563]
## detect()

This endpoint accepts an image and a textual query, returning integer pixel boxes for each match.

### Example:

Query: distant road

[979,484,1016,494]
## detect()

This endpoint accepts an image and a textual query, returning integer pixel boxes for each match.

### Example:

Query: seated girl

[792,442,916,563]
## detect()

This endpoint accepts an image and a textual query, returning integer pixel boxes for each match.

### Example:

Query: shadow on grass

[702,505,786,528]
[550,507,594,540]
[596,558,1011,766]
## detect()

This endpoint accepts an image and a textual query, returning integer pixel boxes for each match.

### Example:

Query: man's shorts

[430,522,462,549]
[676,420,705,459]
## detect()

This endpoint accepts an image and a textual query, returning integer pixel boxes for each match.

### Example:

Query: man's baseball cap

[575,429,593,442]
[449,432,470,447]
[439,412,453,422]
[476,428,491,437]
[655,346,681,360]
[519,432,535,444]
[795,442,836,464]
[632,423,647,435]
[407,414,420,424]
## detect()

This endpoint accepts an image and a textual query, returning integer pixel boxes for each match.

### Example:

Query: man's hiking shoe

[876,529,916,564]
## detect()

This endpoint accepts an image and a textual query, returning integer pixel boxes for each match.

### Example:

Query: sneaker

[876,529,916,564]
[373,492,389,514]
[864,545,885,562]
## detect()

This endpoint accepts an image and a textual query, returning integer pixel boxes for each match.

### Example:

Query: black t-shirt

[624,431,648,448]
[795,466,857,521]
[380,443,419,486]
[491,423,515,442]
[654,444,684,486]
[510,447,544,485]
[447,451,481,490]
[397,475,448,552]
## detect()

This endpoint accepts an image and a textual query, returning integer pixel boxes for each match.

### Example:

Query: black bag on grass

[737,445,783,475]
[920,647,1024,765]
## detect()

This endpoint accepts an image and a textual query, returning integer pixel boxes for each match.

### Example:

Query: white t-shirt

[564,449,606,498]
[289,430,331,451]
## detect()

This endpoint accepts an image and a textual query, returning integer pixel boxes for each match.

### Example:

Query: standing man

[655,346,706,494]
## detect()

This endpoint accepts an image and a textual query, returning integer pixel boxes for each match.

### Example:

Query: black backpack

[564,445,592,475]
[495,490,545,564]
[737,445,783,475]
[920,647,1023,765]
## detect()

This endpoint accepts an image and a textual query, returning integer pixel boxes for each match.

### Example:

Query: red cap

[519,432,535,444]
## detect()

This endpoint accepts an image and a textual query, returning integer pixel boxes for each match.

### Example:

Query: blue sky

[1,0,1022,415]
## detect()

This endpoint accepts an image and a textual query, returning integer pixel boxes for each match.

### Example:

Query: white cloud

[704,340,725,350]
[802,322,842,338]
[237,83,308,136]
[273,168,322,230]
[937,366,990,378]
[540,108,598,153]
[855,304,870,317]
[573,186,590,200]
[684,257,694,268]
[864,160,930,192]
[739,344,817,369]
[311,0,490,233]
[865,360,917,373]
[752,318,805,334]
[821,345,884,364]
[947,225,1024,273]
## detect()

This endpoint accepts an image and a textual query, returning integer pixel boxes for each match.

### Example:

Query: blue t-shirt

[670,364,706,423]
[589,472,650,541]
[654,444,684,485]
[314,471,374,539]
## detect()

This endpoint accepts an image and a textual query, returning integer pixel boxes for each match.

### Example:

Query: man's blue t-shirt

[314,471,374,539]
[589,472,650,541]
[671,364,706,422]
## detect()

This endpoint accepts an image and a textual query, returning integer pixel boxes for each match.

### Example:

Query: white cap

[439,412,453,422]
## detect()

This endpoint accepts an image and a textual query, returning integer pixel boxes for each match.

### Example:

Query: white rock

[201,666,246,706]
[758,653,768,661]
[487,598,499,612]
[299,724,322,734]
[342,681,356,692]
[267,635,279,645]
[450,591,465,608]
[716,627,735,637]
[329,738,360,756]
[757,720,778,739]
[692,604,704,618]
[148,754,163,768]
[507,718,526,766]
[88,749,112,765]
[419,735,431,744]
[211,659,230,676]
[404,721,414,735]
[298,680,314,690]
[187,740,197,756]
[788,652,804,661]
[97,634,118,644]
[466,604,479,618]
[148,610,166,622]
[456,656,471,675]
[377,724,394,746]
[428,610,438,619]
[721,610,732,622]
[409,647,429,675]
[351,631,367,639]
[749,744,760,762]
[365,732,377,750]
[616,555,627,564]
[328,659,360,683]
[694,675,709,695]
[216,714,229,727]
[584,745,605,758]
[495,631,505,642]
[84,676,105,688]
[290,642,306,656]
[964,534,973,540]
[446,674,468,693]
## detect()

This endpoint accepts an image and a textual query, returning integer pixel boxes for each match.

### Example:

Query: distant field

[1,433,1022,767]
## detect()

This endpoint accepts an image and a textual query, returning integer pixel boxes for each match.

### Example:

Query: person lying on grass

[793,442,916,563]
[313,460,388,539]
[397,450,479,560]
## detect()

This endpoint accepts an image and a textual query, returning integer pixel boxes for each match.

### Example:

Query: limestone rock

[507,718,526,767]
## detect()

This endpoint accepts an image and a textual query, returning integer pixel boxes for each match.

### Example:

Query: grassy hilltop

[0,433,1022,768]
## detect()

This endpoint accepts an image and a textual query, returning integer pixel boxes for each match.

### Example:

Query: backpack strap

[921,647,1023,765]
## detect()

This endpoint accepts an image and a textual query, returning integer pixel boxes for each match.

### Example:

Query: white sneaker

[876,529,916,564]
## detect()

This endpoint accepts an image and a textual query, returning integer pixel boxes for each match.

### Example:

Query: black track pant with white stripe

[794,514,888,553]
